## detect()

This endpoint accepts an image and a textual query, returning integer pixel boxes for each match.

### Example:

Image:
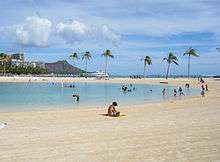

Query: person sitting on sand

[108,102,120,117]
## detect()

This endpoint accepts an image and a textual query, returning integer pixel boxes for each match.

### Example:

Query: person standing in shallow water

[201,88,205,97]
[201,85,205,97]
[185,83,189,89]
[178,87,185,96]
[174,89,177,97]
[162,88,166,95]
[205,84,208,91]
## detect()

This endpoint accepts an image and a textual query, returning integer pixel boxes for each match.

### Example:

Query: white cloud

[55,20,120,44]
[96,25,121,42]
[0,17,120,47]
[0,16,52,47]
[56,20,89,43]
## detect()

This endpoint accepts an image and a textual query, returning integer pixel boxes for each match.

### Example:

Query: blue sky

[0,0,220,76]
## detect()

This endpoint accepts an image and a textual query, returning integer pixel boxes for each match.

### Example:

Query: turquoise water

[0,82,200,111]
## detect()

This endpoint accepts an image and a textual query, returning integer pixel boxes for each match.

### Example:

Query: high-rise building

[10,53,24,62]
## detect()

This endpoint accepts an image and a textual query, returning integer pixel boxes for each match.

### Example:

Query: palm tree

[0,53,10,74]
[183,47,199,79]
[102,49,114,74]
[69,52,79,65]
[141,56,152,78]
[82,51,92,77]
[163,52,179,79]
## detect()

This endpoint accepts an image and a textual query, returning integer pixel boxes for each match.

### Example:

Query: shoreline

[0,77,220,161]
[0,75,203,86]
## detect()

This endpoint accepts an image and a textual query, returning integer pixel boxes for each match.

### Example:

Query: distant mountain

[45,60,84,74]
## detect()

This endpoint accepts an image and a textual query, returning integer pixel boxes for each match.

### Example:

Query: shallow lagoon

[0,82,200,111]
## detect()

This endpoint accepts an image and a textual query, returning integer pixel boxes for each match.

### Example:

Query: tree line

[70,48,199,79]
[8,66,47,75]
[1,47,200,77]
[0,53,47,75]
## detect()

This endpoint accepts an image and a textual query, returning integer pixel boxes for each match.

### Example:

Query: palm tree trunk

[85,59,87,78]
[105,57,107,74]
[143,64,146,78]
[188,55,190,79]
[166,63,170,79]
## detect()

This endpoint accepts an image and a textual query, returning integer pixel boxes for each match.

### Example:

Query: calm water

[0,82,200,111]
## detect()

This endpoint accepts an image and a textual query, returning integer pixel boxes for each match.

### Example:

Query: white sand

[0,76,220,162]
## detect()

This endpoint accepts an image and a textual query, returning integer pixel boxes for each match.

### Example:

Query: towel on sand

[0,123,7,129]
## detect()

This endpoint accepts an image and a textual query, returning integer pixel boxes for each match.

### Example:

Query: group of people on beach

[198,77,208,97]
[129,75,142,79]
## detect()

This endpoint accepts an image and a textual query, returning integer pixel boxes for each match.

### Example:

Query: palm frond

[163,52,179,65]
[173,61,179,65]
[102,49,114,58]
[109,55,114,58]
[184,47,199,57]
[171,55,178,60]
[70,52,79,59]
[163,58,168,61]
[82,51,92,60]
[145,56,152,65]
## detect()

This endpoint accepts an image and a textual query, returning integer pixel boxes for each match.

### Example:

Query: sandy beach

[0,77,220,162]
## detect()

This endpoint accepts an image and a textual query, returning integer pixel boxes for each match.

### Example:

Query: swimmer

[72,94,80,101]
